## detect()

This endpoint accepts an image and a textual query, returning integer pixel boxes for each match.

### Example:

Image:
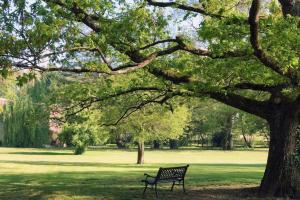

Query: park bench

[141,165,189,198]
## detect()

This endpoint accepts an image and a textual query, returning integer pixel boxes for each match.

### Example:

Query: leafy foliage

[232,112,268,147]
[60,109,109,155]
[0,0,300,195]
[2,76,50,147]
[101,99,190,144]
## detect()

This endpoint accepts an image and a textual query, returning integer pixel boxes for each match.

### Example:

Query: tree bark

[222,113,235,150]
[257,2,300,195]
[241,121,253,148]
[259,106,300,197]
[137,140,144,164]
[279,0,300,16]
[200,134,205,147]
[242,132,253,148]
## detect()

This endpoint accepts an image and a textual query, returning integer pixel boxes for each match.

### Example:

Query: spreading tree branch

[248,0,299,85]
[226,82,290,93]
[148,67,275,119]
[148,68,192,84]
[139,39,178,50]
[65,86,168,118]
[44,0,102,32]
[146,0,224,19]
[12,44,181,75]
[61,86,183,126]
[13,62,110,74]
[208,91,269,119]
[102,92,172,126]
[149,65,291,94]
[38,1,250,76]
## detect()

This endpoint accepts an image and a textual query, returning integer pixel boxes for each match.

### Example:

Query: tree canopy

[0,0,300,197]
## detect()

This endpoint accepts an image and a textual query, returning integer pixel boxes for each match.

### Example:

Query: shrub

[74,144,86,155]
[58,127,74,147]
[61,122,102,155]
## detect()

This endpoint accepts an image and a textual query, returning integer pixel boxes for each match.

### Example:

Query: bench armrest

[142,173,156,182]
[144,173,155,178]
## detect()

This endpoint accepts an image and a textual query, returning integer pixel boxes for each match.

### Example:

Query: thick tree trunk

[259,2,300,194]
[137,140,144,164]
[279,0,300,16]
[259,107,300,197]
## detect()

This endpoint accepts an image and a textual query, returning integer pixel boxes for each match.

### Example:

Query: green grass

[0,147,268,200]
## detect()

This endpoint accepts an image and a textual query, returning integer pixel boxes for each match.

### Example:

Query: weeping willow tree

[3,77,50,147]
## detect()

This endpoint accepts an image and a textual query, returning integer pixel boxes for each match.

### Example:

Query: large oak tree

[0,0,300,197]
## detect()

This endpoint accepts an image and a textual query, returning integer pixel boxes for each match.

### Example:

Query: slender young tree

[101,97,189,164]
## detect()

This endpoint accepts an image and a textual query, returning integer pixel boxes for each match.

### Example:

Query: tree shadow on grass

[0,160,266,168]
[0,161,273,200]
[0,160,154,169]
[7,151,73,155]
[0,171,278,200]
[0,161,267,186]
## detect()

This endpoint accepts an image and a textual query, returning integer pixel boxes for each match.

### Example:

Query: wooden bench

[141,165,189,198]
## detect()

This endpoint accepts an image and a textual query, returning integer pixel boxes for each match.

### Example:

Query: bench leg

[155,183,158,198]
[171,181,175,191]
[182,179,187,194]
[143,183,148,196]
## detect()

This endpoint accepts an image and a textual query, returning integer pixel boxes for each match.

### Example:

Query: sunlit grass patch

[0,147,268,199]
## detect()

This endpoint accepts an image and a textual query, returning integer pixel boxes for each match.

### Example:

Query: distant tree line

[184,101,269,150]
[0,73,268,160]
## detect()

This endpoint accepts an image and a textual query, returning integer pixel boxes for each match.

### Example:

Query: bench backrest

[156,165,189,181]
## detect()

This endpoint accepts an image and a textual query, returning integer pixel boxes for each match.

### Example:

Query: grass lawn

[0,147,272,200]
